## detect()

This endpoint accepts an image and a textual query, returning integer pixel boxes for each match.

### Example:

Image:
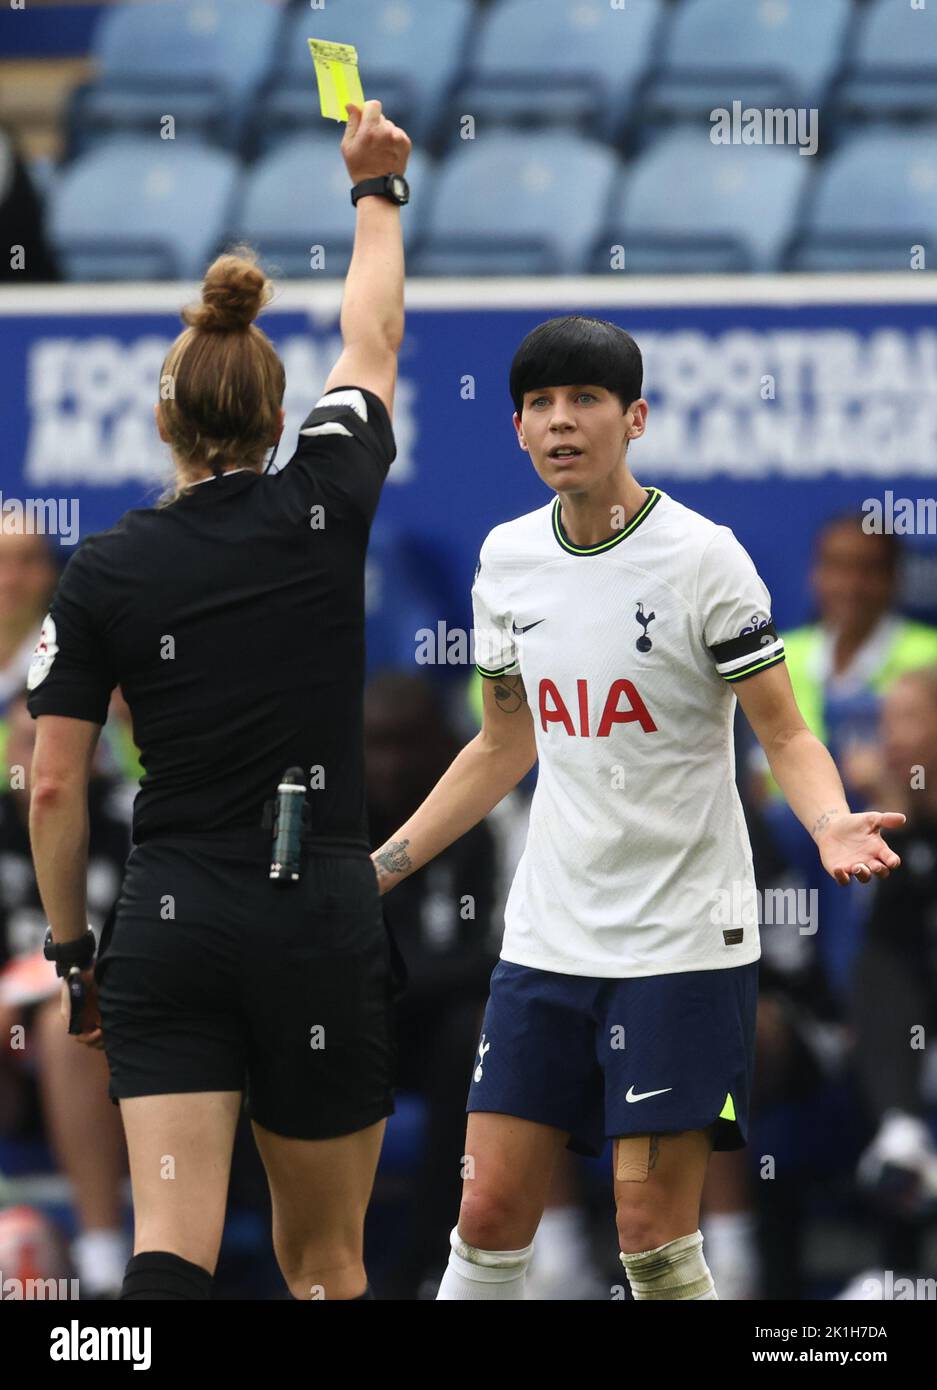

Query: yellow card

[308,39,365,121]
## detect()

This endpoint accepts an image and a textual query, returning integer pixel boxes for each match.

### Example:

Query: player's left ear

[625,399,649,441]
[513,411,528,451]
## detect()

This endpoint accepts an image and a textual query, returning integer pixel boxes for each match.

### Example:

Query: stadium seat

[451,0,666,146]
[646,0,853,121]
[836,0,937,121]
[251,0,474,153]
[786,128,937,272]
[410,131,619,276]
[593,128,810,274]
[230,137,430,280]
[69,0,282,153]
[48,138,239,280]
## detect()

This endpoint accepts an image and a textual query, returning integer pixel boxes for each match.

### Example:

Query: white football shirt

[471,486,785,978]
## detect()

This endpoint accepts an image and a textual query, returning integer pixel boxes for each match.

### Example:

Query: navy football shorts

[466,958,758,1156]
[95,828,398,1141]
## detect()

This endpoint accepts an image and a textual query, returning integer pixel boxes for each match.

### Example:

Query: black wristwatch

[43,926,96,978]
[351,174,410,207]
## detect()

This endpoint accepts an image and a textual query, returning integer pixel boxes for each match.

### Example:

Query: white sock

[621,1230,717,1300]
[71,1228,131,1295]
[436,1225,534,1301]
[700,1210,760,1300]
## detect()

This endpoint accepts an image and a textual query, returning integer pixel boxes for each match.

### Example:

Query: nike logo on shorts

[625,1085,673,1103]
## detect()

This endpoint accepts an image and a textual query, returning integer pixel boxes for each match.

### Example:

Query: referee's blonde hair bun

[157,244,285,504]
[183,246,273,333]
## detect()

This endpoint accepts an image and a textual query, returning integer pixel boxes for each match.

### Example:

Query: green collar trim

[552,486,662,556]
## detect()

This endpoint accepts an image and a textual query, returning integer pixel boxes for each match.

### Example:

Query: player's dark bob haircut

[509,316,643,417]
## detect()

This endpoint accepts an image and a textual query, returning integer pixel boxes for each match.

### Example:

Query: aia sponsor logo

[539,678,657,736]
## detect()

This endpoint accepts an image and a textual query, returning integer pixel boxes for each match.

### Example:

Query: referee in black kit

[25,99,411,1301]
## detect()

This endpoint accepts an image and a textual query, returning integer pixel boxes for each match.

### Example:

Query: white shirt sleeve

[696,527,785,684]
[471,540,520,679]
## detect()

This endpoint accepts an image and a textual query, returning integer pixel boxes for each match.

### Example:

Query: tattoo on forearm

[375,838,412,879]
[493,675,526,714]
[811,808,841,838]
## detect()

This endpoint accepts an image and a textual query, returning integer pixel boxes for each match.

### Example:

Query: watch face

[391,176,409,204]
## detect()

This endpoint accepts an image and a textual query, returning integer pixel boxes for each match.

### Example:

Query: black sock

[120,1250,213,1300]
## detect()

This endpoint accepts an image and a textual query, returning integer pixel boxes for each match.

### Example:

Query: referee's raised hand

[341,99,411,182]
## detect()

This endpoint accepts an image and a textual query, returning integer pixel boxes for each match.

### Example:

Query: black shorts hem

[107,1078,245,1104]
[606,1111,749,1153]
[244,1094,395,1142]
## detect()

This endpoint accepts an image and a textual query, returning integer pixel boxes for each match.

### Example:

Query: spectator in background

[756,517,937,998]
[782,518,937,771]
[0,532,60,766]
[848,667,937,1242]
[0,691,131,1297]
[364,670,498,1299]
[726,520,937,1296]
[0,123,59,282]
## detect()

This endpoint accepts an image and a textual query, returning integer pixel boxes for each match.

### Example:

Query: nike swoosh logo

[512,619,545,634]
[625,1086,673,1103]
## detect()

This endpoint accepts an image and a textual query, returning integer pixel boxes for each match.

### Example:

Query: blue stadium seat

[230,137,431,279]
[48,138,239,280]
[410,132,618,276]
[70,0,282,152]
[453,0,665,145]
[786,128,937,272]
[837,0,937,120]
[252,0,473,152]
[647,0,852,120]
[593,129,810,273]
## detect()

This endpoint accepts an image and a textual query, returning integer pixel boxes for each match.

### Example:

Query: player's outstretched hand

[815,809,906,885]
[341,99,411,184]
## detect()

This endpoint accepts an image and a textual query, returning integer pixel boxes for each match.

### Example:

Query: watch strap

[350,175,408,207]
[43,926,96,977]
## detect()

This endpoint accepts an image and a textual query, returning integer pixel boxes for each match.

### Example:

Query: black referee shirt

[26,387,395,848]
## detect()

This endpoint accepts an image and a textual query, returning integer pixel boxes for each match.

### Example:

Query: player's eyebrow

[527,384,604,396]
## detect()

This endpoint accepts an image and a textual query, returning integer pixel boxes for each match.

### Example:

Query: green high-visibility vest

[784,619,937,745]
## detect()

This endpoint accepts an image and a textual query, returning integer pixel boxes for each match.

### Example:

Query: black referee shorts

[95,829,399,1141]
